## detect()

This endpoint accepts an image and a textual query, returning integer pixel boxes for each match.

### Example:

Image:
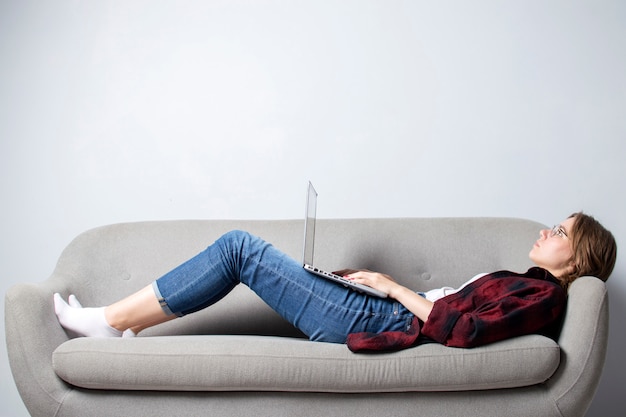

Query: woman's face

[529,217,576,278]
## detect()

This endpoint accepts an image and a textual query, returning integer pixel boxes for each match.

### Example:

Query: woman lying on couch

[54,212,616,352]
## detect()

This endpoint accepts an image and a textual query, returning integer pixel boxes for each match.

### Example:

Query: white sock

[67,294,136,337]
[68,294,82,308]
[54,293,122,338]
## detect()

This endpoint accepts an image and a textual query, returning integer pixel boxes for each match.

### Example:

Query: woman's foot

[54,293,122,337]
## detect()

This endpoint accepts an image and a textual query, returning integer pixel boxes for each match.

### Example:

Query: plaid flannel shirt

[347,267,567,352]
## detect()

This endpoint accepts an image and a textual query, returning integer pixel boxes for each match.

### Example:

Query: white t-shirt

[421,273,489,302]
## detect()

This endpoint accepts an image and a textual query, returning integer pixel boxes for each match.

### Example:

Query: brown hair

[559,212,617,289]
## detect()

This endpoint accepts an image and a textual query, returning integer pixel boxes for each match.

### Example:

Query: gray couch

[5,218,609,417]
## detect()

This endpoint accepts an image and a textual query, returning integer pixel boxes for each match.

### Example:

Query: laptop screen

[302,181,317,265]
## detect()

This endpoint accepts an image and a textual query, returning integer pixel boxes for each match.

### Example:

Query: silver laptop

[302,181,387,298]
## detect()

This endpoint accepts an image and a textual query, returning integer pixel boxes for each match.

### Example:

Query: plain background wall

[1,1,624,416]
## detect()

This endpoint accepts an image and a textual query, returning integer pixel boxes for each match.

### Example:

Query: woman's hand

[336,269,400,298]
[334,268,434,322]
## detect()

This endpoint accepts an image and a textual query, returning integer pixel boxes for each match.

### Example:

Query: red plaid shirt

[347,267,567,352]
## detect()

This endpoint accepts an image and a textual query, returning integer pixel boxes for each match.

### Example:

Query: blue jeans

[153,230,414,344]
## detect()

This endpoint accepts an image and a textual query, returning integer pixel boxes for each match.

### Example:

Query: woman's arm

[340,270,434,322]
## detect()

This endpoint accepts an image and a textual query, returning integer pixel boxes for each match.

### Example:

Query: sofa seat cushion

[52,334,560,392]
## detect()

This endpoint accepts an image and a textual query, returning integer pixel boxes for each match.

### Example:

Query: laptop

[301,181,387,298]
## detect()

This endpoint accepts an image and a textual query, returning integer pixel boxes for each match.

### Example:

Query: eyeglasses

[549,225,568,239]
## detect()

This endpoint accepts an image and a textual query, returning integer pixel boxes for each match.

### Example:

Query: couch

[5,218,609,417]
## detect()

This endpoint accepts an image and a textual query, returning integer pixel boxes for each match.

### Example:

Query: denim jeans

[153,230,414,344]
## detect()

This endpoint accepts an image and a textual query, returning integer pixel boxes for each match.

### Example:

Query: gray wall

[1,1,624,416]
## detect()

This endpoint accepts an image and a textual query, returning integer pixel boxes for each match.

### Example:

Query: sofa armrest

[5,281,73,416]
[547,276,609,417]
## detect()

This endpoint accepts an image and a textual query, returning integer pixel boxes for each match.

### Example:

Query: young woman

[54,212,617,352]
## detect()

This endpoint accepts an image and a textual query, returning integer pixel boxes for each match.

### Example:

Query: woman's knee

[218,230,252,246]
[212,230,257,257]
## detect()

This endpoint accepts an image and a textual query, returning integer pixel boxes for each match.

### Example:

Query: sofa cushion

[52,334,560,392]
